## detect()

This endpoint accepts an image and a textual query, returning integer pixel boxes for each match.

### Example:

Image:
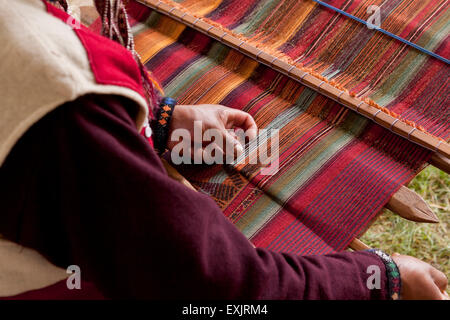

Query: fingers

[169,104,258,163]
[422,273,448,300]
[171,130,240,164]
[393,254,448,300]
[429,265,448,294]
[190,130,240,164]
[226,109,258,141]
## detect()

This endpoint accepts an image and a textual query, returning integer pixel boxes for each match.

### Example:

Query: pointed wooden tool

[386,186,439,223]
[430,154,450,175]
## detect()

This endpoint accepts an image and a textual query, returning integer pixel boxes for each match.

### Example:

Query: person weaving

[0,0,447,300]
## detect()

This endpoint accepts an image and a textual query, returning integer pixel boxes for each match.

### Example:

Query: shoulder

[0,0,149,166]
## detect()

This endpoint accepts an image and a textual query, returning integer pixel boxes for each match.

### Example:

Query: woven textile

[126,0,447,255]
[148,0,450,139]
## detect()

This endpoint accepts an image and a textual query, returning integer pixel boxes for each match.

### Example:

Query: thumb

[225,109,258,140]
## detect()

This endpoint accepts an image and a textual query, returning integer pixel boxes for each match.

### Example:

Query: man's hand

[167,104,258,161]
[392,253,448,300]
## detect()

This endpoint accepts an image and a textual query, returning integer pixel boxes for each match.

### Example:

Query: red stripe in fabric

[208,0,261,28]
[284,0,354,59]
[289,144,407,254]
[266,126,428,255]
[316,140,427,254]
[148,33,213,84]
[300,140,419,254]
[256,127,377,253]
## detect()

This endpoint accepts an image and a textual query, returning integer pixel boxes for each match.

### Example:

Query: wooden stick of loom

[139,0,450,160]
[348,238,371,251]
[430,154,450,175]
[386,186,438,223]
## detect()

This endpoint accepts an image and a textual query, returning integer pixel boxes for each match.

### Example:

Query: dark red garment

[0,94,388,299]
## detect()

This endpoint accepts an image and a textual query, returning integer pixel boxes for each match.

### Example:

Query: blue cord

[311,0,449,64]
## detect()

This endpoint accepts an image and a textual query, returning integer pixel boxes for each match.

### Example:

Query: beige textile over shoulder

[0,0,148,167]
[0,0,148,297]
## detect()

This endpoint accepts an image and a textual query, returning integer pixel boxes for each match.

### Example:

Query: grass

[361,166,449,294]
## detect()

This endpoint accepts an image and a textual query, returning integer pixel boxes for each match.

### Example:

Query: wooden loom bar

[430,154,450,174]
[161,158,195,189]
[140,0,450,160]
[386,186,438,223]
[348,238,371,251]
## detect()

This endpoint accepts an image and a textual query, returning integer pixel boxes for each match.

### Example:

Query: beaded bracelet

[152,97,177,154]
[368,249,402,300]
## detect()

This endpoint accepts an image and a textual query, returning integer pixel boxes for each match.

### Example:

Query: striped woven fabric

[125,0,446,254]
[147,0,450,140]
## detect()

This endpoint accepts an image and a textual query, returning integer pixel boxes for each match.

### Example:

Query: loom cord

[311,0,449,65]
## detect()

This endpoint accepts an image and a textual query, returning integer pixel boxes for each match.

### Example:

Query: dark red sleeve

[0,94,388,299]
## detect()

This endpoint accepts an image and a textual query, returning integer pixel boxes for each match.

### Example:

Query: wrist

[367,249,402,300]
[151,97,177,154]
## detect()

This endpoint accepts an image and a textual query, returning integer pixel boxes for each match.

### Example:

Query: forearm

[0,94,389,299]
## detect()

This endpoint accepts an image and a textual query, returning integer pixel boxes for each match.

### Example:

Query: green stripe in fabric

[371,17,450,106]
[264,112,368,204]
[237,195,282,238]
[164,43,231,98]
[132,11,161,36]
[232,0,286,36]
[233,92,369,236]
